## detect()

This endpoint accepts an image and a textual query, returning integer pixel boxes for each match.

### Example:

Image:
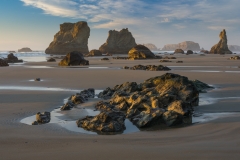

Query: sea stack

[210,29,232,54]
[162,41,200,51]
[99,28,137,54]
[18,47,32,52]
[45,21,90,55]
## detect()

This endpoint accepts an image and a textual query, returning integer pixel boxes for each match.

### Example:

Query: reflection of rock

[34,112,51,124]
[123,65,171,71]
[97,73,209,128]
[46,21,90,55]
[99,28,137,54]
[128,45,156,59]
[0,59,9,67]
[210,29,232,54]
[5,53,23,63]
[18,47,32,52]
[162,41,200,51]
[174,49,184,54]
[86,49,102,56]
[58,51,89,66]
[76,111,126,134]
[142,43,159,51]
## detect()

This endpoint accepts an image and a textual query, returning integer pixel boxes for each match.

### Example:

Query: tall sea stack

[45,21,90,55]
[99,28,137,54]
[210,29,232,54]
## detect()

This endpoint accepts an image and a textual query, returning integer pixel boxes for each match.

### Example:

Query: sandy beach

[1,53,240,160]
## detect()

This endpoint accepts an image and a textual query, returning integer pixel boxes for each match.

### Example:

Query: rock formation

[86,49,102,56]
[99,28,137,54]
[229,56,240,60]
[128,45,156,59]
[32,112,51,125]
[210,29,232,54]
[47,58,56,62]
[123,65,171,71]
[162,41,200,51]
[187,50,193,54]
[5,53,23,63]
[45,21,90,55]
[18,47,32,52]
[228,45,240,52]
[58,51,89,66]
[0,59,9,67]
[174,49,185,54]
[142,43,159,51]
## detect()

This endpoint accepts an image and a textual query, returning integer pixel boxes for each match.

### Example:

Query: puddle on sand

[0,86,80,92]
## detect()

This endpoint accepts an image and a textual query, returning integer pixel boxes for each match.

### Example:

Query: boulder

[210,29,232,54]
[128,45,156,59]
[124,65,171,71]
[45,21,90,55]
[5,53,23,63]
[0,59,9,67]
[86,49,102,56]
[99,28,137,54]
[18,47,32,52]
[187,50,193,54]
[162,41,200,51]
[76,111,126,134]
[35,112,51,124]
[191,80,214,93]
[174,49,185,54]
[229,56,240,60]
[47,58,56,62]
[58,51,89,66]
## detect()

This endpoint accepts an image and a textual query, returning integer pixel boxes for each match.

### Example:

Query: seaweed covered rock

[174,49,185,54]
[128,45,156,59]
[58,51,89,66]
[34,112,51,124]
[5,53,23,63]
[76,111,126,134]
[123,65,171,71]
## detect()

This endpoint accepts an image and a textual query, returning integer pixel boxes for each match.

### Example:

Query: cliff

[162,41,200,51]
[99,28,137,54]
[228,45,240,52]
[45,21,90,55]
[210,29,232,54]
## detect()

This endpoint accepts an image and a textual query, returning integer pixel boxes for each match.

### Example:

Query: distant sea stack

[45,21,90,55]
[210,29,232,54]
[18,47,32,52]
[228,45,240,52]
[99,28,137,54]
[162,41,200,51]
[142,43,159,51]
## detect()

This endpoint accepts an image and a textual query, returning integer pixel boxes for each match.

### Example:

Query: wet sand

[1,54,240,159]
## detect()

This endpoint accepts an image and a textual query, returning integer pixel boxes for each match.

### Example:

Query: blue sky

[0,0,239,51]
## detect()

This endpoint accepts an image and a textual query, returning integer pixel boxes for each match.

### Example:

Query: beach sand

[1,54,240,160]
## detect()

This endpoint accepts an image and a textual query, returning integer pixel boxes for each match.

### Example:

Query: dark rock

[187,50,193,54]
[58,51,89,66]
[76,111,126,134]
[5,53,23,63]
[61,101,74,111]
[0,59,9,67]
[124,65,171,71]
[174,49,185,54]
[176,61,183,63]
[35,78,41,81]
[36,112,51,124]
[163,56,176,59]
[47,58,56,62]
[101,58,109,61]
[32,121,38,125]
[160,60,172,62]
[128,45,156,59]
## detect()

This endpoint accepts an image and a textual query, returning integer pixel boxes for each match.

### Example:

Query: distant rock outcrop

[210,29,232,54]
[86,49,102,56]
[45,21,90,55]
[228,45,240,52]
[99,28,137,54]
[18,47,32,52]
[5,53,23,63]
[142,43,159,51]
[162,41,200,51]
[58,51,89,66]
[128,45,156,59]
[174,49,184,54]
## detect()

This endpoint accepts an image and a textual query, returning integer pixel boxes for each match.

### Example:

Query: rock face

[123,65,171,71]
[18,47,32,52]
[162,41,200,51]
[86,49,102,56]
[0,59,9,67]
[142,43,159,51]
[99,28,137,54]
[76,111,126,134]
[58,51,89,66]
[45,21,90,55]
[228,45,240,51]
[128,45,156,59]
[5,53,23,63]
[210,29,232,54]
[174,49,185,54]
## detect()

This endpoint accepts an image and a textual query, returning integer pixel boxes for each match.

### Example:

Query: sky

[0,0,239,51]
